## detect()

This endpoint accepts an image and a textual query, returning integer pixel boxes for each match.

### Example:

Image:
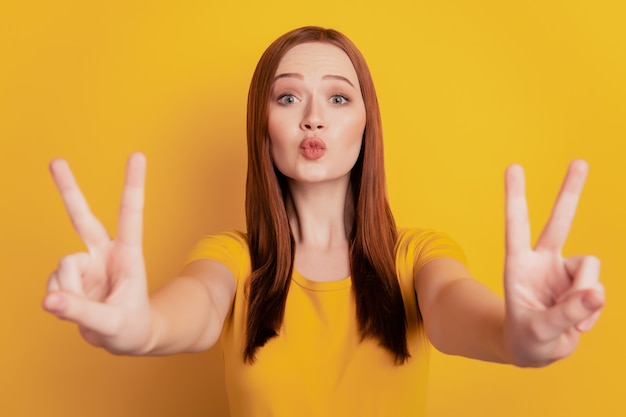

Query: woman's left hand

[503,159,604,367]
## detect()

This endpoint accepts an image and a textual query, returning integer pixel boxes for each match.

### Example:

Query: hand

[43,153,153,354]
[503,160,604,367]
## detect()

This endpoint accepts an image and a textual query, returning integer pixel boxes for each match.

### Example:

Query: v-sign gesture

[44,153,153,354]
[504,160,604,367]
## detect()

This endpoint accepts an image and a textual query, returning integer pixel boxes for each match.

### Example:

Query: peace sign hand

[43,153,153,354]
[504,160,604,367]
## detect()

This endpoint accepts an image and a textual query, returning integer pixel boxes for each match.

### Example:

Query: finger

[55,253,90,295]
[536,160,588,251]
[558,256,602,332]
[535,288,604,341]
[505,164,531,256]
[47,271,61,292]
[576,296,603,333]
[565,256,603,332]
[577,315,600,333]
[116,153,146,247]
[50,159,110,249]
[42,291,121,337]
[563,255,601,292]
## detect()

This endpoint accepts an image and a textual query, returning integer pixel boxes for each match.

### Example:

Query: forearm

[424,278,514,364]
[133,259,236,356]
[138,276,224,355]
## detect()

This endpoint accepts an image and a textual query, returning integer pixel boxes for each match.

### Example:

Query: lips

[300,137,326,160]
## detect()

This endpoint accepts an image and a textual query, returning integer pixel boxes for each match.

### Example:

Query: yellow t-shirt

[186,228,466,417]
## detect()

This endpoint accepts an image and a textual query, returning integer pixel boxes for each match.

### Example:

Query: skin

[268,42,366,281]
[268,42,365,187]
[43,42,604,367]
[416,160,604,366]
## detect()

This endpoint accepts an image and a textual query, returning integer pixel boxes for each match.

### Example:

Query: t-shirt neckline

[291,269,352,292]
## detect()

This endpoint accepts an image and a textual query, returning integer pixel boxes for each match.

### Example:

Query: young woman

[43,27,604,416]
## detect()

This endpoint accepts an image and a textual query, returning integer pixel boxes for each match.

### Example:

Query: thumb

[43,291,121,337]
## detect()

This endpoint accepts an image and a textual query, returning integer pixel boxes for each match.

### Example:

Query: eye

[277,94,300,105]
[330,95,349,105]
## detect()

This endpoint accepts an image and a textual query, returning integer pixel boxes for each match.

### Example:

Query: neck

[286,178,354,249]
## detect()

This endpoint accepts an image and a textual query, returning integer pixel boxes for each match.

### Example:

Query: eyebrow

[273,73,356,88]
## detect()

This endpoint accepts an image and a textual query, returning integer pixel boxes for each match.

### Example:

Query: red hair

[245,26,409,364]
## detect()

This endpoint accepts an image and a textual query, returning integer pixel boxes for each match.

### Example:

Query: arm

[415,160,604,367]
[143,260,235,355]
[43,153,235,355]
[415,259,511,364]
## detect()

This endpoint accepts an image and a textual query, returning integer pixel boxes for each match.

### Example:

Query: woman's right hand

[44,153,153,355]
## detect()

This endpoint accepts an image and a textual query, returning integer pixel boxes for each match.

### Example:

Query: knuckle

[57,252,90,276]
[595,282,605,294]
[58,255,76,271]
[584,255,601,270]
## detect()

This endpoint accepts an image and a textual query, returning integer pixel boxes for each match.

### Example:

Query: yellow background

[1,0,624,416]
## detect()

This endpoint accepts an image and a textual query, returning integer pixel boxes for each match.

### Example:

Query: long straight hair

[245,26,409,364]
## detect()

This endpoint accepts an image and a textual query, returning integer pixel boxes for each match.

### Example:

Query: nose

[300,98,325,131]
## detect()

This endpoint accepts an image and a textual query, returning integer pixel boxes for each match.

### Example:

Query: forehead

[275,42,359,84]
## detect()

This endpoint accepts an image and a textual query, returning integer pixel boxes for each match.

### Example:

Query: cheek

[342,124,365,170]
[267,117,289,171]
[348,103,366,134]
[268,110,294,146]
[267,118,284,158]
[344,111,366,149]
[346,112,366,167]
[267,114,280,144]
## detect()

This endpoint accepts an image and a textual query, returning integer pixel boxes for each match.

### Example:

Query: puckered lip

[300,136,326,150]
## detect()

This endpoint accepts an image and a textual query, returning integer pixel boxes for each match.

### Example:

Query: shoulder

[185,230,250,282]
[395,228,467,274]
[186,230,248,259]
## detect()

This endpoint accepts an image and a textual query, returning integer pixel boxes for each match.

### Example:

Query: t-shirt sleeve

[396,228,468,275]
[184,230,248,280]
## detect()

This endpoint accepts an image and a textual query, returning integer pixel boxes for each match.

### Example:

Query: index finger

[536,160,588,252]
[505,164,532,256]
[50,159,110,249]
[116,152,146,247]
